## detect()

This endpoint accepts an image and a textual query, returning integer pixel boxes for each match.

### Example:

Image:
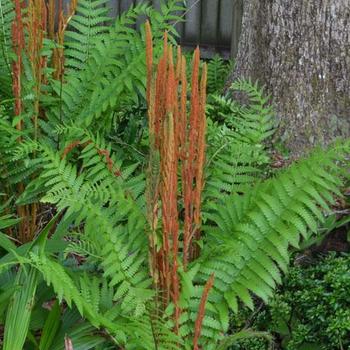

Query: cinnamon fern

[48,0,185,132]
[0,3,349,350]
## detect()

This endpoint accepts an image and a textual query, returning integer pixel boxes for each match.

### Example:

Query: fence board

[218,0,234,44]
[81,0,243,58]
[200,1,219,45]
[182,0,201,43]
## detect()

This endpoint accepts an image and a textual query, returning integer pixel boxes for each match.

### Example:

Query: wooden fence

[107,0,243,58]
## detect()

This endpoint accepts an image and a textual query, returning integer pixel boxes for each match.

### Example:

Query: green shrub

[232,253,350,350]
[269,253,350,350]
[229,338,270,350]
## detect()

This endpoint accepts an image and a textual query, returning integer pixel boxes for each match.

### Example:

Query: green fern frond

[198,142,349,338]
[229,79,276,144]
[48,1,184,133]
[205,79,276,200]
[64,0,111,71]
[30,253,86,315]
[64,233,101,260]
[0,0,13,98]
[207,55,233,94]
[204,130,266,200]
[21,132,152,318]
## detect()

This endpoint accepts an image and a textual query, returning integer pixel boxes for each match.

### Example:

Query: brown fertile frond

[159,42,176,306]
[47,0,55,39]
[27,0,47,69]
[61,141,82,159]
[12,0,25,122]
[145,24,208,333]
[175,46,182,80]
[11,0,27,241]
[163,31,168,58]
[183,47,202,266]
[190,47,200,132]
[193,274,215,350]
[52,0,78,79]
[191,62,207,260]
[155,55,167,146]
[179,56,187,153]
[27,0,48,142]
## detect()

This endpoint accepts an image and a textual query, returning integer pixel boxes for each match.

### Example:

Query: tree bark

[230,0,350,154]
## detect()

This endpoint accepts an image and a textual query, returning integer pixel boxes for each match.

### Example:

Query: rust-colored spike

[52,0,77,80]
[11,0,26,241]
[183,47,201,266]
[145,23,162,298]
[165,46,176,115]
[173,52,183,169]
[26,0,48,143]
[193,274,215,350]
[189,47,200,142]
[165,49,181,322]
[145,24,207,333]
[191,47,200,106]
[179,56,187,151]
[163,31,168,58]
[154,54,167,146]
[41,0,48,35]
[58,0,63,19]
[189,47,201,167]
[61,140,81,159]
[12,0,53,241]
[192,63,207,260]
[196,63,208,203]
[12,0,24,122]
[180,54,191,269]
[200,63,208,111]
[160,114,173,305]
[47,0,55,39]
[175,46,182,80]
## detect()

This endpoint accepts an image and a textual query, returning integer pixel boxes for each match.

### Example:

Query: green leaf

[3,266,39,350]
[0,232,17,252]
[39,300,61,350]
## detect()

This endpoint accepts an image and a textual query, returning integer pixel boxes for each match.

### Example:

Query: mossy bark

[229,0,350,154]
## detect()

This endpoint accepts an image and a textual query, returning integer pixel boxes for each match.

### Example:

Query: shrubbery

[269,253,350,349]
[230,253,350,349]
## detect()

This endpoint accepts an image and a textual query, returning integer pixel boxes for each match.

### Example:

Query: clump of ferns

[1,0,185,243]
[143,21,349,348]
[1,0,78,242]
[4,20,349,350]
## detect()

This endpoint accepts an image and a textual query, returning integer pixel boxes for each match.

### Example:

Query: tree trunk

[230,0,350,155]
